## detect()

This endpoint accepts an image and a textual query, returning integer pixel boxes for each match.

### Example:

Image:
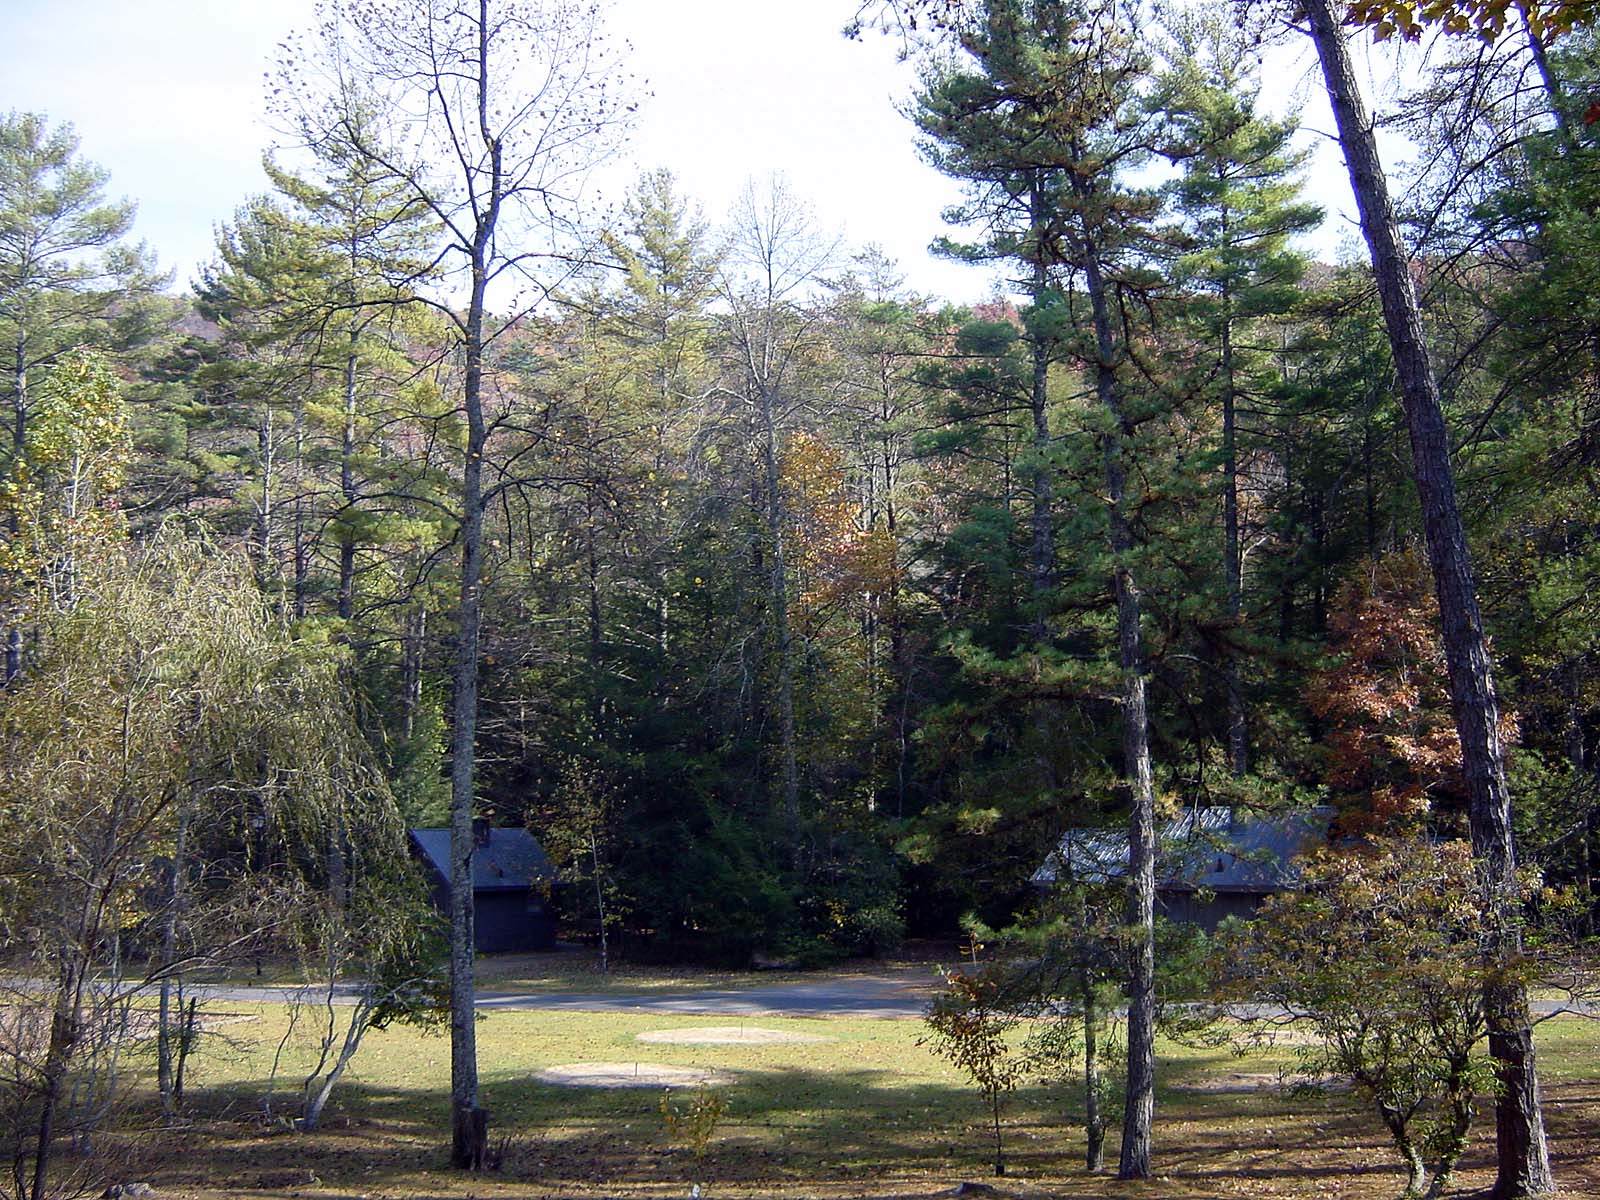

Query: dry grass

[83,1005,1600,1200]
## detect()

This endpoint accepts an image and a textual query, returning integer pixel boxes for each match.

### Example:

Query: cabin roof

[1031,806,1335,893]
[409,827,555,893]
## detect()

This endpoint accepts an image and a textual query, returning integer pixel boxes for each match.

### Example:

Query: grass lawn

[96,1006,1599,1200]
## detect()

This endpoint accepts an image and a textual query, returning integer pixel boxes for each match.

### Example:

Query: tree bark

[1027,177,1056,639]
[586,495,604,732]
[338,343,359,622]
[11,332,26,456]
[5,314,30,679]
[157,802,190,1117]
[1081,962,1105,1171]
[403,606,426,742]
[30,881,96,1200]
[447,299,487,1174]
[255,403,276,591]
[30,965,80,1200]
[1303,4,1553,1195]
[445,4,503,1169]
[1220,291,1247,777]
[1074,193,1157,1182]
[292,405,309,619]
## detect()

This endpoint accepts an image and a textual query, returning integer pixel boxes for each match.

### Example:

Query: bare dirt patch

[534,1061,735,1089]
[636,1025,834,1045]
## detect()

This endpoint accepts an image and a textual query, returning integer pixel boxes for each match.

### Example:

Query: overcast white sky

[0,0,1392,304]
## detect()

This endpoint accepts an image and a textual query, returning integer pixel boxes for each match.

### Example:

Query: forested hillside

[2,0,1598,1195]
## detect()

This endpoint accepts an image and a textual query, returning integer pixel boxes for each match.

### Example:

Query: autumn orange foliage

[1306,551,1517,834]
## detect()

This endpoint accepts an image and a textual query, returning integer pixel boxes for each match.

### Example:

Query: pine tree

[1156,18,1322,777]
[911,0,1165,1175]
[0,112,162,681]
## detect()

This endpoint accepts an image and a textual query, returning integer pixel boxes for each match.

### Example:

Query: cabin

[409,821,558,953]
[1031,805,1336,930]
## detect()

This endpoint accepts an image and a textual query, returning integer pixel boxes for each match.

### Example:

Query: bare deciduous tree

[277,0,633,1167]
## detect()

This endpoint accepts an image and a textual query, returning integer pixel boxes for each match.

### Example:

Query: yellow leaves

[779,430,903,621]
[1347,0,1588,43]
[0,349,130,615]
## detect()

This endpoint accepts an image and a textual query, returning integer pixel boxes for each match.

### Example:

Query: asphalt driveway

[178,972,1592,1021]
[185,968,938,1018]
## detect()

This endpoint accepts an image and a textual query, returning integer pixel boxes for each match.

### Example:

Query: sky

[0,0,1399,304]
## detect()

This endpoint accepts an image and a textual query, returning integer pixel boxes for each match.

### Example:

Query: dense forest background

[3,4,1598,977]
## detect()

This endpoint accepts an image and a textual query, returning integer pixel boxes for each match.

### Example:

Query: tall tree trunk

[1220,292,1247,777]
[1028,178,1056,638]
[759,380,800,840]
[589,827,609,974]
[445,7,507,1167]
[1075,202,1157,1181]
[338,343,359,622]
[157,802,190,1117]
[885,455,911,821]
[30,967,79,1200]
[256,404,276,590]
[586,496,604,732]
[11,334,25,456]
[1081,961,1105,1171]
[292,405,309,619]
[448,279,488,1171]
[30,877,97,1200]
[5,330,24,682]
[403,606,426,742]
[1304,4,1552,1194]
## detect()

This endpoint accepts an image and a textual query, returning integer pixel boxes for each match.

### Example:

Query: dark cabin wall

[475,891,557,953]
[407,835,557,953]
[1157,891,1262,931]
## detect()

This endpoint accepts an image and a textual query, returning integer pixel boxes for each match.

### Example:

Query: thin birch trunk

[292,405,309,619]
[338,342,359,622]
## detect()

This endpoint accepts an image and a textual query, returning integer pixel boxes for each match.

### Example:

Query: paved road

[168,975,1597,1022]
[188,969,940,1019]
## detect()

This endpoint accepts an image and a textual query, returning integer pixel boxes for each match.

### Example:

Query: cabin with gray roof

[409,821,558,953]
[1032,806,1335,929]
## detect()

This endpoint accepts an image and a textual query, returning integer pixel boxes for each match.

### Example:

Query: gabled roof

[409,827,556,893]
[1032,806,1335,894]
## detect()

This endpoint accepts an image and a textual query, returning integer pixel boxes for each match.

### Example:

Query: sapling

[919,965,1025,1176]
[660,1085,726,1197]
